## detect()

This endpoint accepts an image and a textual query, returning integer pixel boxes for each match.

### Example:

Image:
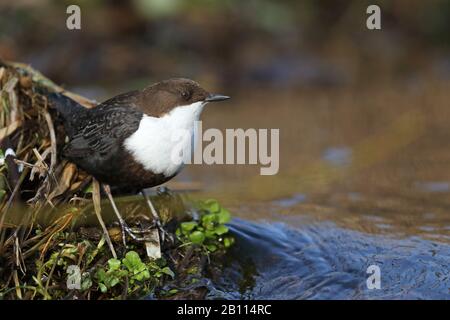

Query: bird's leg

[141,190,172,243]
[103,184,155,243]
[103,184,128,246]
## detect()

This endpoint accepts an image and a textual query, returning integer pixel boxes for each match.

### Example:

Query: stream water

[208,216,449,299]
[173,85,450,300]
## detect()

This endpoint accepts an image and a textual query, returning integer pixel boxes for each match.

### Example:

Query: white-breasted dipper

[47,78,229,244]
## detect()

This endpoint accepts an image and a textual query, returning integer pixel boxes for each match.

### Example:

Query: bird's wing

[97,90,140,108]
[64,102,142,160]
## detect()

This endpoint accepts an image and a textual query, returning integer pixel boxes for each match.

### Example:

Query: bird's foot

[156,186,172,196]
[141,189,174,244]
[116,222,152,242]
[151,218,174,244]
[119,220,171,244]
[119,222,162,259]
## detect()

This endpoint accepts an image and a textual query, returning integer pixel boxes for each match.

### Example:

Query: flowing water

[172,84,450,299]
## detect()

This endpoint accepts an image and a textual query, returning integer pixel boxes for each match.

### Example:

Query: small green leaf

[81,274,92,291]
[204,230,216,238]
[99,283,107,293]
[206,244,217,252]
[107,258,121,271]
[168,288,178,295]
[133,269,150,281]
[214,225,229,235]
[161,266,175,278]
[201,213,217,225]
[96,269,106,282]
[122,251,142,271]
[203,221,215,230]
[204,199,220,212]
[189,231,205,244]
[224,237,234,248]
[109,277,120,287]
[181,221,197,232]
[217,209,231,224]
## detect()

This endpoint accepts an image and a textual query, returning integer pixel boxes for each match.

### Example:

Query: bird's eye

[181,91,190,100]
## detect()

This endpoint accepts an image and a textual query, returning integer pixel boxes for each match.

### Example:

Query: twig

[92,178,117,259]
[40,213,73,259]
[0,167,30,255]
[13,270,22,299]
[13,231,26,274]
[29,147,51,180]
[43,110,57,172]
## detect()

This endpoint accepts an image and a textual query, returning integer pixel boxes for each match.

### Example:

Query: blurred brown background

[1,0,449,95]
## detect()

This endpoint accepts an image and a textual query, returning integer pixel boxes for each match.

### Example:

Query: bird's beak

[205,93,230,102]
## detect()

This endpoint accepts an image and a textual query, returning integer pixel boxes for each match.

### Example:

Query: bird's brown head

[138,78,229,117]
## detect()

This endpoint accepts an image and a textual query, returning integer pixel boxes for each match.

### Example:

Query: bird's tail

[45,92,85,120]
[40,90,87,137]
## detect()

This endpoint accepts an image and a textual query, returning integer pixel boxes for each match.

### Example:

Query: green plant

[96,251,174,295]
[176,199,235,253]
[96,258,127,293]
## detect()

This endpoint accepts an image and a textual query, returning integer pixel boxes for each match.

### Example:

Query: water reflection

[416,181,450,193]
[272,194,307,208]
[322,147,352,167]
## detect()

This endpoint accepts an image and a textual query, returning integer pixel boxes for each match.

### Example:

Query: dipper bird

[47,78,229,244]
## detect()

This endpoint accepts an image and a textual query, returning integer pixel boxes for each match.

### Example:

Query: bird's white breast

[124,101,205,177]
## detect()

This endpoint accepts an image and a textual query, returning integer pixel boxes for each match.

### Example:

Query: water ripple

[210,219,450,300]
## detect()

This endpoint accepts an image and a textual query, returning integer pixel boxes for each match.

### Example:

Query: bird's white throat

[124,101,205,177]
